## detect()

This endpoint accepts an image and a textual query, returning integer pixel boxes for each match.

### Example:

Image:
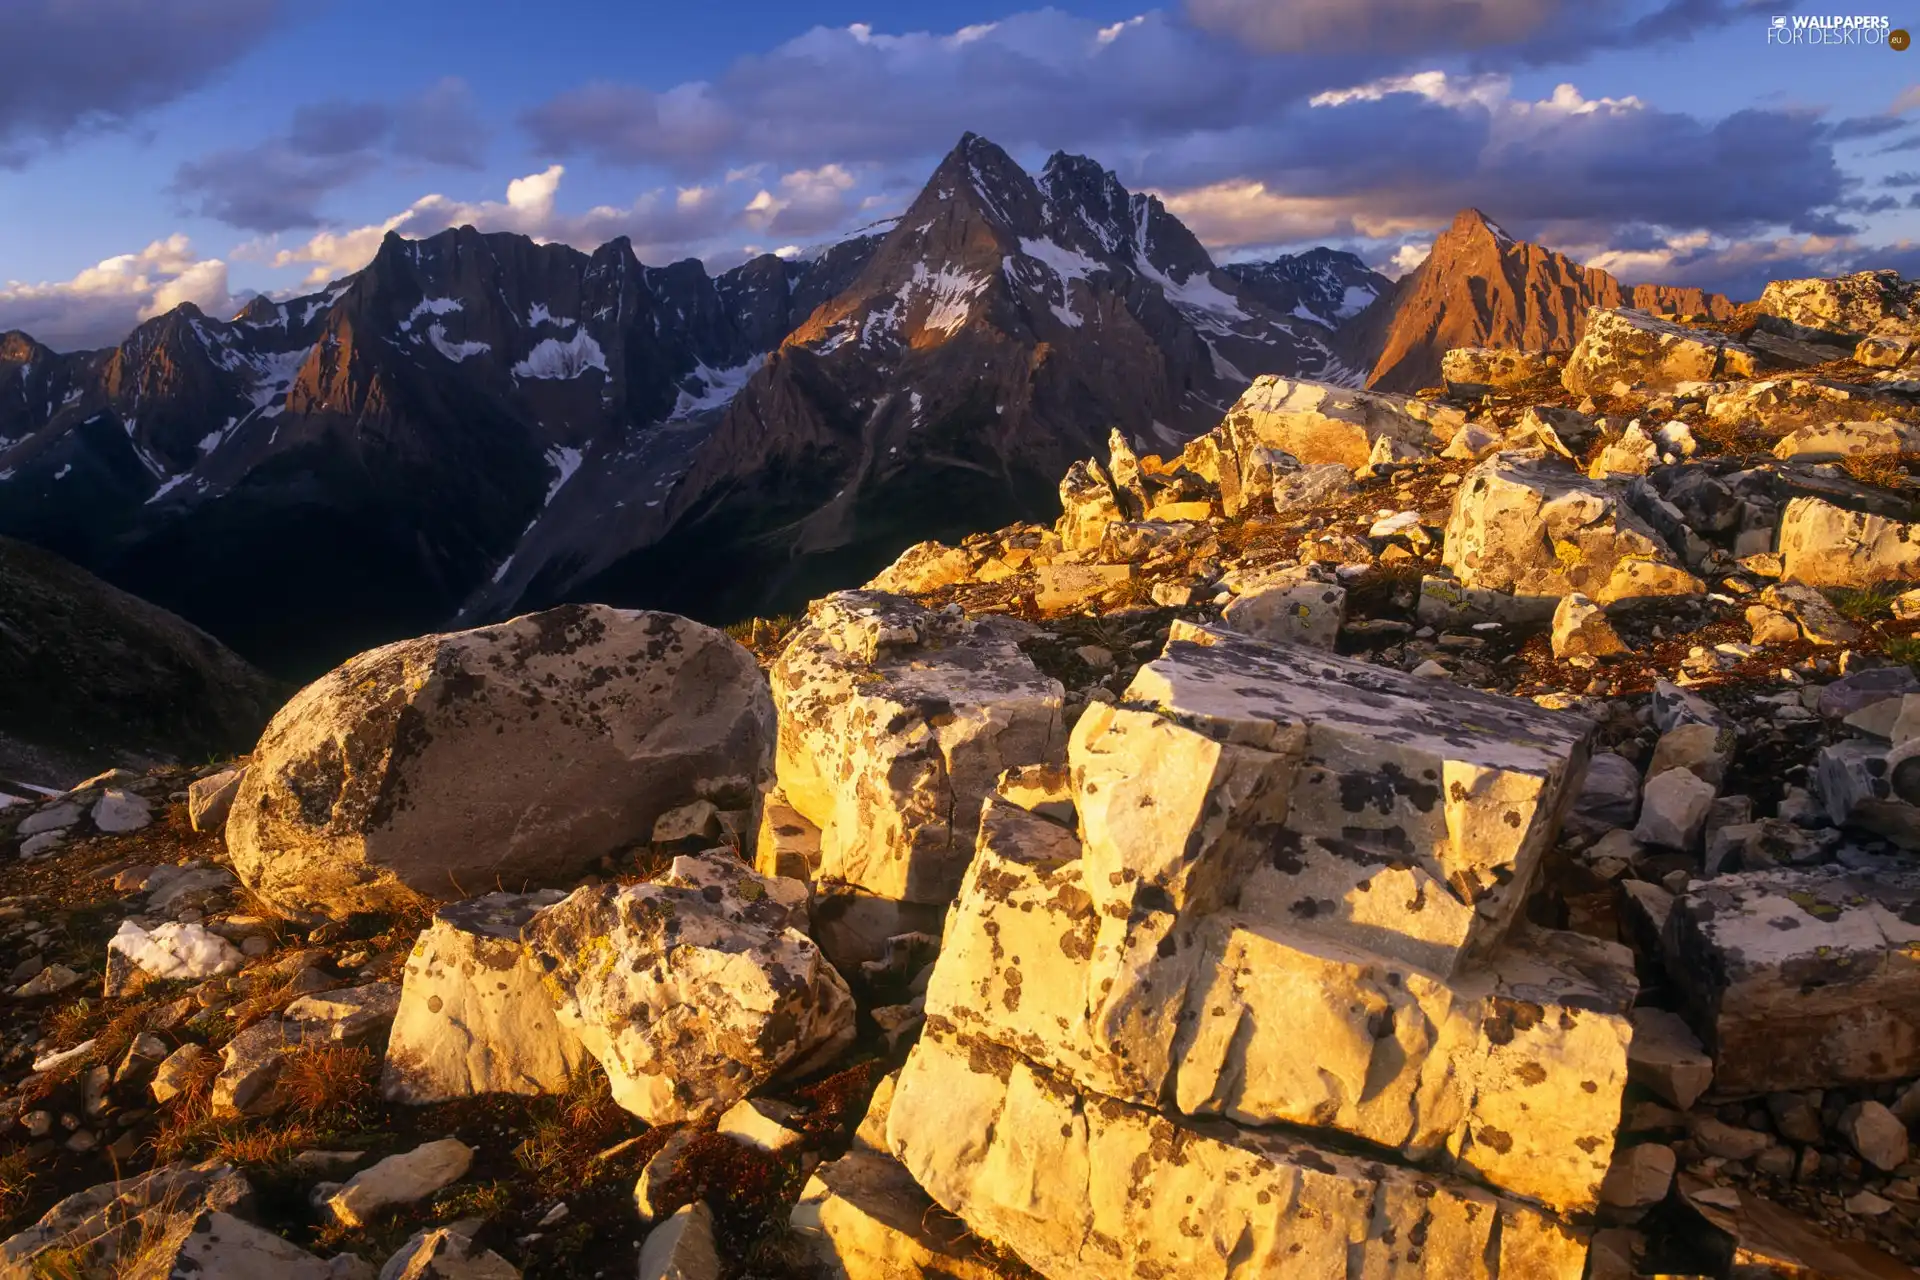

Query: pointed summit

[1335,210,1732,391]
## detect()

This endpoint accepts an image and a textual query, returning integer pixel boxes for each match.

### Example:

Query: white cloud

[0,235,235,350]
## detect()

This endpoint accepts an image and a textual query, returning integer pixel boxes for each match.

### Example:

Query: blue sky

[2,0,1917,349]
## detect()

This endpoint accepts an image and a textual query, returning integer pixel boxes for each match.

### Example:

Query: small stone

[1839,1100,1911,1172]
[635,1127,699,1220]
[652,801,722,847]
[1551,593,1626,661]
[1634,768,1716,850]
[1598,1143,1674,1211]
[91,790,153,834]
[1844,1190,1893,1216]
[241,936,271,957]
[13,964,82,998]
[1692,1116,1772,1161]
[20,1110,51,1138]
[1766,1093,1824,1145]
[1627,1009,1714,1109]
[638,1203,721,1280]
[1646,722,1733,790]
[323,1138,473,1228]
[151,1042,210,1104]
[187,769,246,834]
[380,1227,520,1280]
[716,1097,804,1154]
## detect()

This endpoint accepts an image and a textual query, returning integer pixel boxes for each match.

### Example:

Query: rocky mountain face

[1341,208,1735,393]
[0,536,282,789]
[4,271,1920,1279]
[499,135,1350,626]
[0,229,878,676]
[0,136,1349,677]
[1223,246,1388,328]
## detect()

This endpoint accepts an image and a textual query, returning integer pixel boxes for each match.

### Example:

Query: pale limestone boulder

[1218,579,1345,648]
[1839,1100,1910,1172]
[928,790,1631,1215]
[0,1162,252,1275]
[886,1027,1588,1280]
[1056,458,1123,552]
[323,1139,472,1229]
[1633,768,1715,851]
[1109,624,1593,975]
[92,790,152,834]
[865,541,973,594]
[151,1043,210,1104]
[212,1021,313,1117]
[1587,424,1658,478]
[1216,375,1462,469]
[1778,496,1920,588]
[1561,308,1761,396]
[753,793,822,882]
[1756,269,1920,341]
[1856,334,1916,367]
[769,591,1062,905]
[525,852,853,1123]
[1443,451,1701,608]
[1626,1008,1714,1109]
[1442,347,1549,396]
[227,604,773,922]
[1771,419,1920,462]
[149,1211,373,1280]
[282,983,399,1043]
[1598,1144,1675,1212]
[188,768,246,834]
[379,1228,519,1280]
[381,890,591,1105]
[638,1203,721,1280]
[1664,865,1920,1093]
[1550,593,1625,661]
[1645,722,1734,790]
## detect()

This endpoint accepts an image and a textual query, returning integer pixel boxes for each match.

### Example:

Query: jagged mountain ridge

[1224,248,1390,329]
[0,228,879,673]
[1339,209,1736,392]
[509,135,1352,623]
[1,141,1733,677]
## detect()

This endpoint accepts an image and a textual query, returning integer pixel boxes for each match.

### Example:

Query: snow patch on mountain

[513,330,607,380]
[527,303,577,329]
[670,357,764,420]
[427,324,490,362]
[399,297,463,333]
[543,445,584,505]
[907,264,990,336]
[1017,238,1102,283]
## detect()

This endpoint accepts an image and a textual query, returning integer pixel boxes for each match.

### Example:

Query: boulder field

[6,275,1920,1278]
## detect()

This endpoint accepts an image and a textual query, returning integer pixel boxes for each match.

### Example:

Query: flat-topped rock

[1105,624,1594,973]
[770,591,1063,906]
[925,789,1632,1215]
[382,890,589,1103]
[886,1026,1589,1280]
[1215,375,1463,470]
[1562,308,1761,395]
[1663,865,1920,1094]
[1443,450,1702,607]
[1757,269,1920,342]
[1778,496,1920,588]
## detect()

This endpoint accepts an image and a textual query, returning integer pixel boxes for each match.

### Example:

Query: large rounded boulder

[227,605,774,921]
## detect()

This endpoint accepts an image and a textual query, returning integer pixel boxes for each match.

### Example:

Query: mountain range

[0,134,1727,676]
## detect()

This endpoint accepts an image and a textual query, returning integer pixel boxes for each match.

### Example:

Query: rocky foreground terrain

[5,269,1920,1278]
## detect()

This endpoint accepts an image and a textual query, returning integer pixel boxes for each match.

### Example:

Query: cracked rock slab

[1663,865,1920,1094]
[770,591,1063,906]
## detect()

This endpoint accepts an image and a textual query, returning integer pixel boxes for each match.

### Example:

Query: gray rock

[91,790,152,834]
[381,892,588,1105]
[1599,1143,1675,1212]
[1839,1100,1911,1172]
[638,1203,721,1280]
[187,769,246,835]
[1633,769,1716,851]
[1220,580,1346,649]
[18,803,81,837]
[1665,865,1920,1093]
[1626,1009,1714,1109]
[379,1227,518,1280]
[525,852,854,1123]
[228,605,775,922]
[322,1138,473,1229]
[1561,308,1761,396]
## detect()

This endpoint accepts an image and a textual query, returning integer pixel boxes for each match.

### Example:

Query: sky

[2,0,1918,350]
